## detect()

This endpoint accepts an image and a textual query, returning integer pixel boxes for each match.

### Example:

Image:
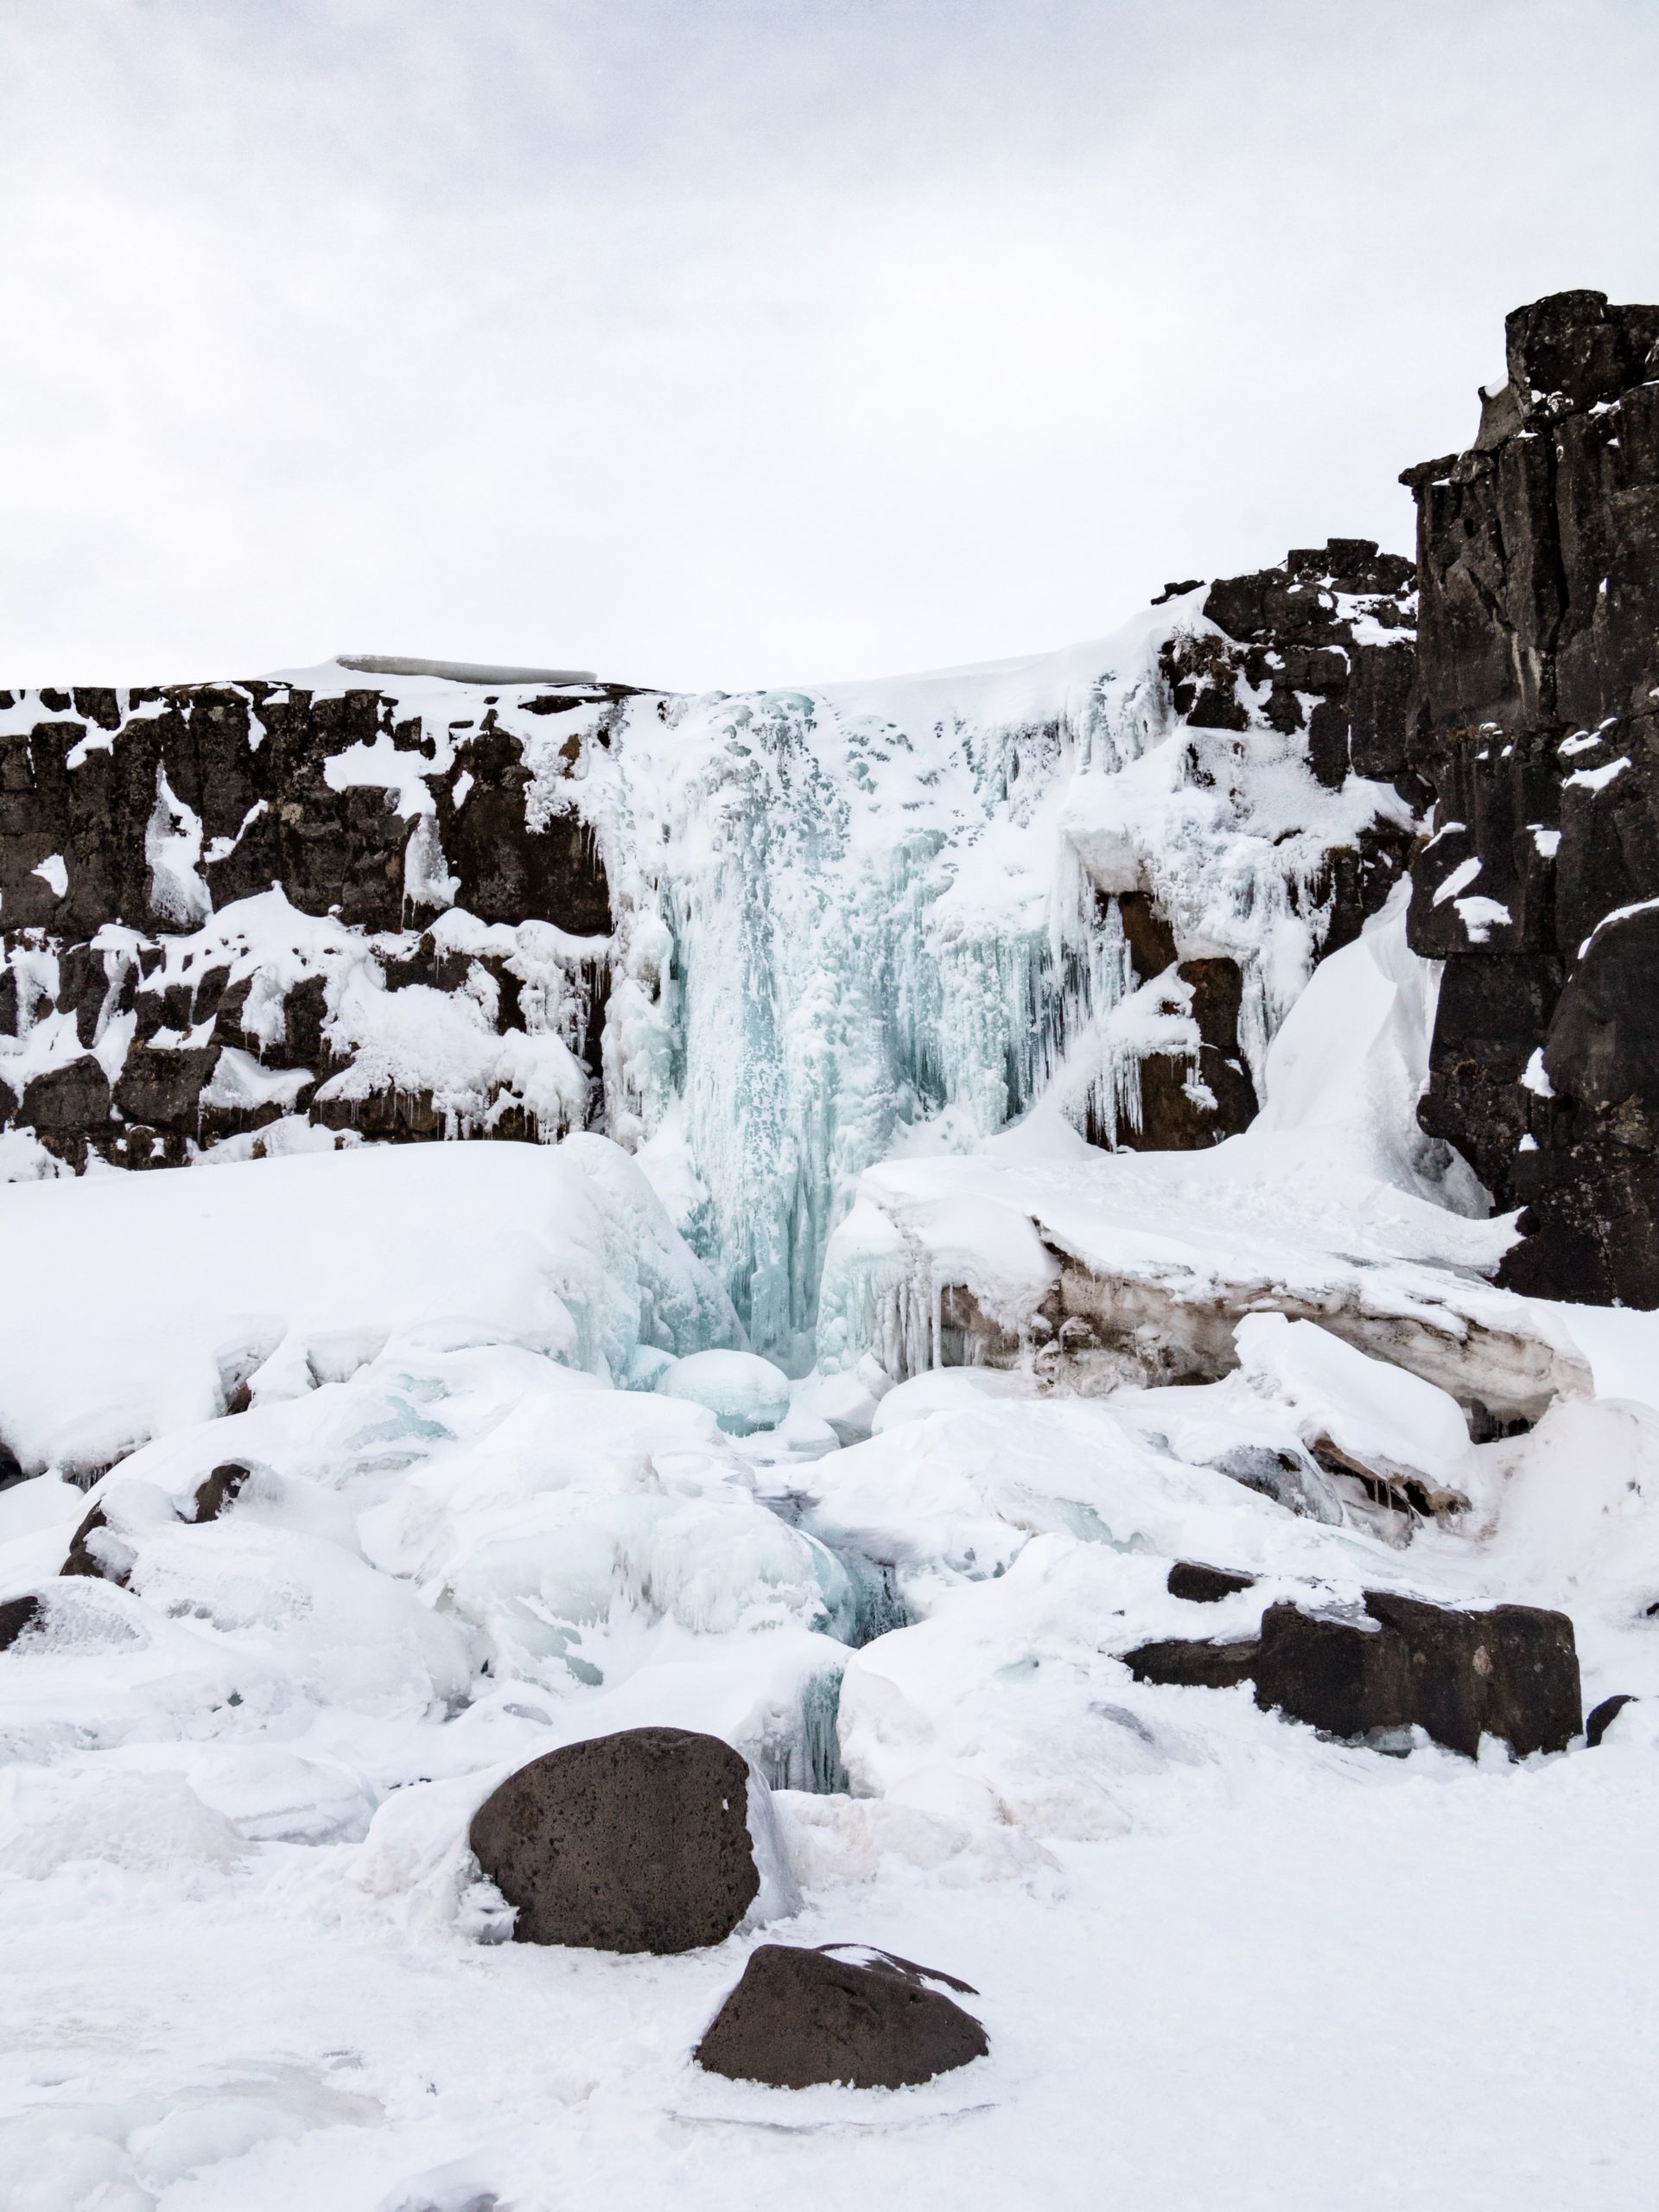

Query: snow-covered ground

[3,1077,1657,2207]
[6,639,1659,2208]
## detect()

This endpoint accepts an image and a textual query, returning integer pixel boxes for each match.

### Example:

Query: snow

[10,615,1659,2208]
[1,1110,1657,2205]
[653,1350,792,1435]
[0,1135,738,1474]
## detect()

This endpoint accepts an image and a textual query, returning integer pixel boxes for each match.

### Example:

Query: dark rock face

[1402,290,1659,1302]
[0,1592,43,1649]
[694,1944,988,2090]
[1125,1590,1580,1757]
[1095,542,1418,1155]
[468,1726,762,1954]
[1,675,621,1170]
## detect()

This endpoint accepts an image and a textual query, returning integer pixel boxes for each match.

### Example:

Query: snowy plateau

[6,296,1659,2209]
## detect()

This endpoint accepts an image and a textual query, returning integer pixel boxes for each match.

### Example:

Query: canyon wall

[1404,289,1659,1303]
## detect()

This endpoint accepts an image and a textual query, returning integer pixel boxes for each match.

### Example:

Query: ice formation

[583,595,1414,1363]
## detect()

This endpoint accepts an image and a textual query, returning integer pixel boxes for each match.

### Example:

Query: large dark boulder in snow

[1403,289,1659,1302]
[695,1944,988,2089]
[1126,1592,1580,1757]
[468,1726,761,1953]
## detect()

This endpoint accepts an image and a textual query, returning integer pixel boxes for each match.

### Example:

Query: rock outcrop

[1127,1588,1582,1757]
[1102,542,1419,1152]
[1402,289,1659,1303]
[694,1943,988,2090]
[0,1592,42,1649]
[0,672,622,1170]
[467,1726,766,1953]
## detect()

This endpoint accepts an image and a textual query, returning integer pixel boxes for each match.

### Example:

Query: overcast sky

[3,0,1656,690]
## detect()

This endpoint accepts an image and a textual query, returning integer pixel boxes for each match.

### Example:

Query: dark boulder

[1166,1560,1257,1604]
[468,1726,762,1953]
[695,1943,988,2090]
[113,1044,219,1131]
[20,1056,111,1135]
[1249,1602,1413,1743]
[1125,1592,1580,1758]
[0,1592,43,1649]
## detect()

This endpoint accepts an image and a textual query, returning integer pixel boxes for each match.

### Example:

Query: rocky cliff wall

[0,674,625,1169]
[1,548,1418,1198]
[1403,289,1659,1303]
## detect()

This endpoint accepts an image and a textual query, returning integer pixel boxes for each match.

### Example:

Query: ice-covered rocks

[1128,1591,1582,1758]
[653,1350,791,1434]
[694,1942,988,2090]
[468,1726,793,1953]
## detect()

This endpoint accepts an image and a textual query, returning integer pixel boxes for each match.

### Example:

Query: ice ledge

[336,652,599,685]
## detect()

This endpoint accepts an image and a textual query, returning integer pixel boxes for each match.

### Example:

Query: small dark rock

[0,1592,43,1649]
[1166,1560,1257,1604]
[694,1943,988,2090]
[1585,1692,1637,1748]
[60,1503,130,1586]
[188,1462,251,1522]
[468,1726,761,1953]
